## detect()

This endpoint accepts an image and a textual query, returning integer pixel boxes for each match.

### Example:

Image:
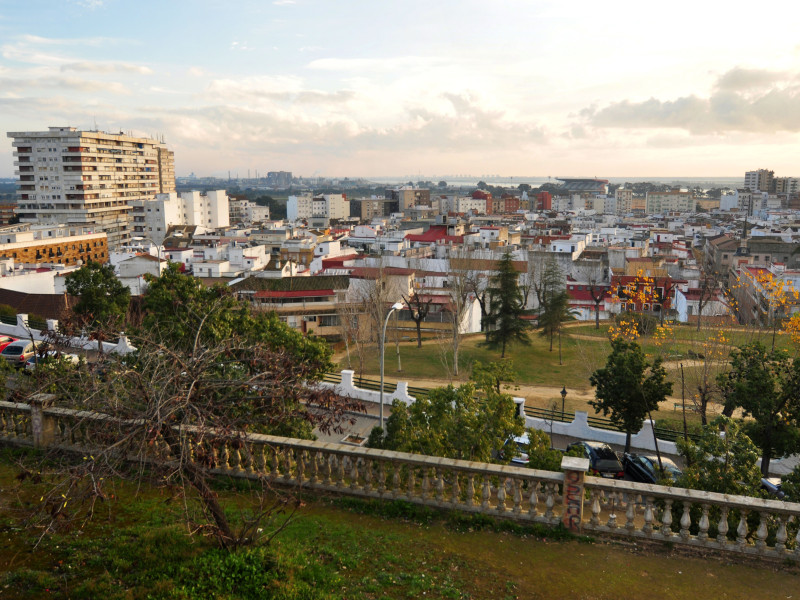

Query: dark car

[623,453,682,484]
[761,477,786,500]
[566,441,625,479]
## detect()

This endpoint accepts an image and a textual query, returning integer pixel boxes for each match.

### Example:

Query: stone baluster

[481,475,490,510]
[512,479,522,515]
[295,450,304,484]
[318,452,330,485]
[0,410,7,437]
[496,478,507,513]
[698,504,710,542]
[679,503,692,541]
[589,489,601,526]
[544,482,556,521]
[392,465,401,498]
[736,510,749,549]
[625,494,636,532]
[607,492,617,529]
[219,441,231,471]
[755,512,768,551]
[407,466,416,499]
[349,457,360,490]
[269,447,279,478]
[465,474,475,507]
[450,473,460,506]
[421,467,430,500]
[775,515,787,554]
[794,525,800,558]
[307,450,317,484]
[716,506,729,546]
[282,448,292,481]
[435,469,445,505]
[529,480,539,517]
[377,462,386,495]
[361,459,372,492]
[253,442,266,474]
[335,454,345,487]
[642,497,654,535]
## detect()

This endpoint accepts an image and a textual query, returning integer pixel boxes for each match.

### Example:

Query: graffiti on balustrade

[562,469,584,531]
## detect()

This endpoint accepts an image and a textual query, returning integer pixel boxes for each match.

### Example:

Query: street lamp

[380,301,405,433]
[560,386,567,420]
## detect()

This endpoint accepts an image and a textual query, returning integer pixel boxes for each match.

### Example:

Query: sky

[1,0,800,180]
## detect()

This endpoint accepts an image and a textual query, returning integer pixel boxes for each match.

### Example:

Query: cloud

[580,67,800,134]
[307,56,443,72]
[0,76,129,94]
[188,66,207,77]
[273,0,295,4]
[60,61,153,75]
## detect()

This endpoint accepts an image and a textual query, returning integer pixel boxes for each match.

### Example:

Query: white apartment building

[287,193,348,223]
[130,190,230,244]
[645,190,694,214]
[7,126,175,248]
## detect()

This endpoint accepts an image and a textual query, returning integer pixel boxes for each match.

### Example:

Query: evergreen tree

[589,339,673,453]
[484,251,530,358]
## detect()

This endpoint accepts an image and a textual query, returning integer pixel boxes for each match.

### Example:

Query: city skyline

[1,0,800,179]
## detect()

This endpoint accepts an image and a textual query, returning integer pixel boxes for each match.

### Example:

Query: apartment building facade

[645,190,694,214]
[7,126,175,248]
[129,190,230,244]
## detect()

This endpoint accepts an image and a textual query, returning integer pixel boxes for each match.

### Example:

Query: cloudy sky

[1,0,800,179]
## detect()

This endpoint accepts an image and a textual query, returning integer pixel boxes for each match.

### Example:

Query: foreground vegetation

[1,454,798,600]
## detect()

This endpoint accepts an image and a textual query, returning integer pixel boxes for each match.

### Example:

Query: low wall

[321,370,677,455]
[1,397,798,562]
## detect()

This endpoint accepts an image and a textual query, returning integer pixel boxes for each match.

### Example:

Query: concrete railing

[1,397,799,561]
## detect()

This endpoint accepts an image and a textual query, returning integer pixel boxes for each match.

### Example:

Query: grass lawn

[1,450,797,599]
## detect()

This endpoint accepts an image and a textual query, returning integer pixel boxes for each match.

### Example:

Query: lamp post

[560,386,567,420]
[380,301,405,433]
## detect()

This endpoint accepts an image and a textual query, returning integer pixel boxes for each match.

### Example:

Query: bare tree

[575,259,609,329]
[445,248,476,377]
[18,277,363,550]
[402,290,433,348]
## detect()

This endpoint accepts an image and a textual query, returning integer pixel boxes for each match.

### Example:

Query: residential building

[0,230,108,268]
[744,169,774,193]
[615,188,633,214]
[386,187,430,211]
[645,190,694,214]
[129,190,230,244]
[7,126,175,248]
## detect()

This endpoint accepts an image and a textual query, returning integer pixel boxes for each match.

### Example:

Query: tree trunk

[558,329,562,365]
[624,431,632,454]
[549,328,554,352]
[415,319,422,348]
[594,302,600,329]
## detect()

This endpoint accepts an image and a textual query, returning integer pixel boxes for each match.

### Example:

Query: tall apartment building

[773,177,800,194]
[614,188,633,214]
[130,190,230,244]
[744,169,774,193]
[7,126,175,248]
[645,190,694,214]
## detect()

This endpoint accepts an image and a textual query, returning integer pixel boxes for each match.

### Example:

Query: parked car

[0,336,18,352]
[565,441,625,479]
[24,351,80,372]
[622,453,682,484]
[761,477,786,500]
[502,434,531,466]
[1,340,47,368]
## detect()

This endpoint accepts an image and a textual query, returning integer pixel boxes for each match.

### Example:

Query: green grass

[1,453,798,599]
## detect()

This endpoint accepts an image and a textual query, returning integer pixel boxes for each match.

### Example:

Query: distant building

[130,190,230,244]
[556,178,609,195]
[267,171,292,188]
[744,169,774,193]
[385,187,430,211]
[7,126,175,248]
[645,190,694,214]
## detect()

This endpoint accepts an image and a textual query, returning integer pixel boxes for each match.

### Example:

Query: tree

[402,291,433,348]
[484,250,530,358]
[437,180,448,188]
[443,248,476,376]
[589,339,673,453]
[477,181,488,190]
[27,268,362,549]
[370,365,524,463]
[517,183,532,192]
[65,261,131,342]
[520,428,564,471]
[676,417,762,496]
[717,342,800,476]
[537,290,575,364]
